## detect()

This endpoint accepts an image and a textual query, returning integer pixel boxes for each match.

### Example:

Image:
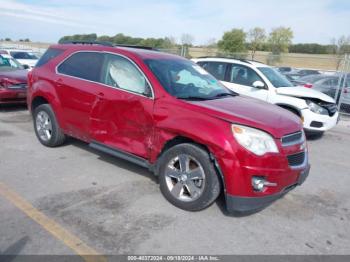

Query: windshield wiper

[210,92,238,99]
[177,96,209,101]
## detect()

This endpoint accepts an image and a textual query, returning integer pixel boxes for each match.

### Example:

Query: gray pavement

[0,105,349,255]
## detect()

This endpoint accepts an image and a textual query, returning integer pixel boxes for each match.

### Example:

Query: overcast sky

[0,0,349,44]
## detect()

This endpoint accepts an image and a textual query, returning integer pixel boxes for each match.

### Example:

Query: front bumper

[225,164,310,213]
[0,88,27,104]
[302,109,338,132]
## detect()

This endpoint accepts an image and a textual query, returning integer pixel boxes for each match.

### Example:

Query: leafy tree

[181,34,194,46]
[248,27,266,59]
[330,35,350,69]
[268,27,293,54]
[218,29,246,54]
[58,33,178,49]
[5,38,11,41]
[331,36,350,55]
[59,33,97,43]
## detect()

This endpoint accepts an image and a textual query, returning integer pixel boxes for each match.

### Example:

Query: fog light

[252,177,266,191]
[252,176,277,192]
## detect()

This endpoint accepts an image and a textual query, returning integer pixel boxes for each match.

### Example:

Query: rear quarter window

[36,48,64,67]
[57,52,104,82]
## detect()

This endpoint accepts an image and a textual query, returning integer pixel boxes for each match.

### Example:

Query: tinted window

[58,52,104,82]
[258,67,293,87]
[0,56,23,70]
[102,54,151,96]
[36,48,64,67]
[10,51,38,60]
[200,62,227,81]
[145,58,232,100]
[229,64,263,87]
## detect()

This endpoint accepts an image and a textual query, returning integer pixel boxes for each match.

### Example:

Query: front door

[223,63,269,101]
[89,53,154,159]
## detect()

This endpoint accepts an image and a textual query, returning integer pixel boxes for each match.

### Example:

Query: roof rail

[237,59,252,64]
[59,40,115,47]
[115,44,156,50]
[58,41,156,51]
[196,55,250,62]
[196,56,264,64]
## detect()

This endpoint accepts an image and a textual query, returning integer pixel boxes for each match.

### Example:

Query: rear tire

[158,143,221,211]
[33,104,66,147]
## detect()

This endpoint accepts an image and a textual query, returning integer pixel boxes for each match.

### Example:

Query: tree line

[58,33,177,49]
[57,30,350,57]
[2,29,349,57]
[217,27,350,59]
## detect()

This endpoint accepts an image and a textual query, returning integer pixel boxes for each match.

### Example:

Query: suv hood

[276,86,335,103]
[191,96,301,138]
[0,69,28,83]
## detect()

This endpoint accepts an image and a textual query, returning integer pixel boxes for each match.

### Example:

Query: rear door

[89,53,155,159]
[56,51,104,140]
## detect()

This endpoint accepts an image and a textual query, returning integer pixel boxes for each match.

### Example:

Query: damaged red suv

[0,54,28,104]
[27,42,310,213]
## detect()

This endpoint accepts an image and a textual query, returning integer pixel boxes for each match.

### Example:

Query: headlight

[232,124,279,156]
[306,100,328,115]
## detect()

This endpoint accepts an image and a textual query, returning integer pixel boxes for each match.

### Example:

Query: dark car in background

[276,66,293,73]
[284,73,307,86]
[299,74,350,104]
[297,69,321,77]
[0,54,28,105]
[278,68,321,86]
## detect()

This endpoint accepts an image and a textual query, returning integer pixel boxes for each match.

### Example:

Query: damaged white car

[193,58,339,135]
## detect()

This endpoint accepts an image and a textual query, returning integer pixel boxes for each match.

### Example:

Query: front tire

[33,104,66,147]
[158,143,221,211]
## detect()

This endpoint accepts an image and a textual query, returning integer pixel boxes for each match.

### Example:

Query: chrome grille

[7,83,27,89]
[281,131,303,147]
[287,151,306,167]
[320,102,337,116]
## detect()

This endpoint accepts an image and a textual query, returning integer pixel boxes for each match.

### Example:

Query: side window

[102,54,151,96]
[229,64,263,87]
[323,79,332,86]
[36,48,64,67]
[0,56,10,67]
[196,61,207,67]
[200,62,227,81]
[57,52,104,82]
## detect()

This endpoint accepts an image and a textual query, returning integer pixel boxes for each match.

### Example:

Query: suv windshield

[0,56,24,70]
[144,58,234,100]
[258,67,294,88]
[10,51,38,60]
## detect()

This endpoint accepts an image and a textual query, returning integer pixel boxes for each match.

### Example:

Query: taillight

[27,71,33,87]
[304,83,313,88]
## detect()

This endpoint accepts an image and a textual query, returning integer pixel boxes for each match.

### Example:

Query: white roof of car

[1,49,34,53]
[192,57,269,68]
[0,54,12,59]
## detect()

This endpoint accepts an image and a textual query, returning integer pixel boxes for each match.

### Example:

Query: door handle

[55,78,63,87]
[97,92,105,98]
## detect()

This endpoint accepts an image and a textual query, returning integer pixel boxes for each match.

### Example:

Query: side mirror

[252,80,265,89]
[23,65,30,70]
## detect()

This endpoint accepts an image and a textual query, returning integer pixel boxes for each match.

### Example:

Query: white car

[0,49,39,70]
[193,57,339,134]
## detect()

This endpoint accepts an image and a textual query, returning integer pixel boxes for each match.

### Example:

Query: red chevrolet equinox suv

[27,42,310,214]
